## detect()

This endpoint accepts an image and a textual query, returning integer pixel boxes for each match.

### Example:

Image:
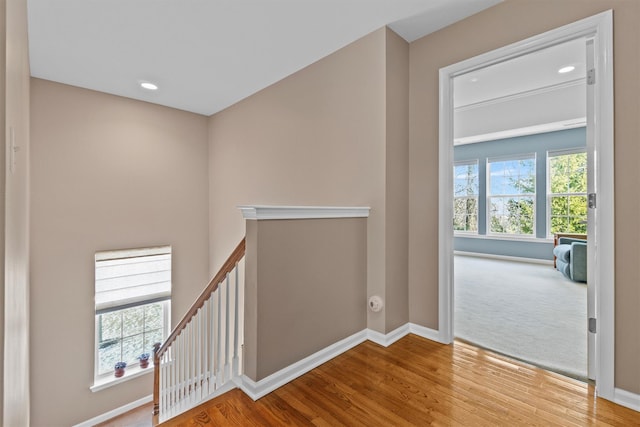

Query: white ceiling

[454,38,586,107]
[27,0,502,116]
[453,37,587,143]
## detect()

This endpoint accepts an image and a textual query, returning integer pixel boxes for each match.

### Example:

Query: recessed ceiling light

[140,81,158,90]
[558,66,575,74]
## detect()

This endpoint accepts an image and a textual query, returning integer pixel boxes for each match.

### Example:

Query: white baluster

[196,305,202,403]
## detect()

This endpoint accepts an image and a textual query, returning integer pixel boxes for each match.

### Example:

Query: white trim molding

[614,388,640,413]
[238,325,445,401]
[439,10,614,399]
[72,395,152,427]
[239,330,368,400]
[454,251,554,266]
[367,324,410,347]
[409,323,447,344]
[238,205,370,220]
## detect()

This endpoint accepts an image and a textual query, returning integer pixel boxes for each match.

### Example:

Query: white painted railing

[153,239,245,425]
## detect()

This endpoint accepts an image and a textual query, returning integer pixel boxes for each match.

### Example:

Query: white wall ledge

[238,205,370,220]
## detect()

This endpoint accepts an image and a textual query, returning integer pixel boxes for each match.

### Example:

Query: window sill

[91,364,153,392]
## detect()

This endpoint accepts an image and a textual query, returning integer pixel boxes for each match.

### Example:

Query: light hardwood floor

[103,335,640,426]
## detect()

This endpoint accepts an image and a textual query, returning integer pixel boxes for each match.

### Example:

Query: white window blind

[95,246,171,314]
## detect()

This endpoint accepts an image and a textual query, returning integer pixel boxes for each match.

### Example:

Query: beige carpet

[454,254,587,380]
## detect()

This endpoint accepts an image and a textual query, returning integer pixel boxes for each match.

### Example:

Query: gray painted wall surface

[454,127,586,260]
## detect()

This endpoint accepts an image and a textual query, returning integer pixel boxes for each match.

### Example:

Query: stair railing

[153,238,246,425]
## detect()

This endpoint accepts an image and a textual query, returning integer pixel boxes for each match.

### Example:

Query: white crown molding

[454,118,586,145]
[238,205,371,220]
[455,78,585,112]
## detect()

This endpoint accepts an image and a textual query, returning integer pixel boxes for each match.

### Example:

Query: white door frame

[437,11,614,400]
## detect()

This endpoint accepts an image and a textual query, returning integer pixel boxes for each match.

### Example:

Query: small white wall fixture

[439,11,614,401]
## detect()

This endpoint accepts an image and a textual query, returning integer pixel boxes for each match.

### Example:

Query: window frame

[453,159,480,234]
[486,153,537,237]
[93,246,172,387]
[546,149,588,237]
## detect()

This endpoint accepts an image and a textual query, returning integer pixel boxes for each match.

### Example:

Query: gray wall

[454,128,586,260]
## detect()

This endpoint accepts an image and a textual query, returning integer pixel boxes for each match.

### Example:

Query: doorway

[451,37,589,380]
[437,11,614,399]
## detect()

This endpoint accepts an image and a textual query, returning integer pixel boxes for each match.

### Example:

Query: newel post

[152,342,161,425]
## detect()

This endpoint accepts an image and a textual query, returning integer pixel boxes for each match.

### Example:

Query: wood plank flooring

[114,335,640,426]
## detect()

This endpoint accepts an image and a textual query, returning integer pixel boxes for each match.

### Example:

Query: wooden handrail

[157,237,245,358]
[153,237,245,424]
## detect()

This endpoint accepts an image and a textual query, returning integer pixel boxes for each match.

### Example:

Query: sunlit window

[94,246,171,380]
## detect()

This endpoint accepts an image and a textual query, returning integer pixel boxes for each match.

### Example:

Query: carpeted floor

[454,254,587,380]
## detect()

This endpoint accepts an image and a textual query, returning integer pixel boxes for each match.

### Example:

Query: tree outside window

[453,161,479,232]
[548,151,587,235]
[488,156,535,235]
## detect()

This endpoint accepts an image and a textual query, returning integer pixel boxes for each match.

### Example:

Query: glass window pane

[568,195,588,217]
[551,216,568,234]
[144,329,164,353]
[551,196,569,216]
[122,306,145,337]
[122,334,144,365]
[100,312,122,341]
[548,152,587,235]
[98,339,120,375]
[145,303,163,331]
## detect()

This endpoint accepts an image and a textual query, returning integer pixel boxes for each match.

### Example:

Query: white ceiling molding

[455,78,585,112]
[454,79,586,141]
[454,118,586,145]
[238,205,370,220]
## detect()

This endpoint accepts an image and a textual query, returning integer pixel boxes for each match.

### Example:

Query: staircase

[152,239,246,425]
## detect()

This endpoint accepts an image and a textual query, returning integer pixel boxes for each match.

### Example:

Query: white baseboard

[239,330,369,400]
[239,323,447,401]
[409,323,445,343]
[367,324,410,347]
[72,394,152,427]
[614,388,640,412]
[455,250,554,266]
[84,323,446,423]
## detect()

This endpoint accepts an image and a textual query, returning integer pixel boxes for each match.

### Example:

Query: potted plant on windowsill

[138,353,150,369]
[114,361,127,378]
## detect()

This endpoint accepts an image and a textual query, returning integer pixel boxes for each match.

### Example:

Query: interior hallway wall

[208,29,390,333]
[30,79,210,426]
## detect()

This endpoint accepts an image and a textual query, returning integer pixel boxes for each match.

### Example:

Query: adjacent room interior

[451,38,590,380]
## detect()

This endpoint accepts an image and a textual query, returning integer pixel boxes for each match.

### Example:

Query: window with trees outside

[453,161,479,232]
[94,246,171,382]
[488,155,536,235]
[548,150,587,236]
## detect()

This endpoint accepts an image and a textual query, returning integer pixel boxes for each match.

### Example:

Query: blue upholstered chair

[553,237,587,282]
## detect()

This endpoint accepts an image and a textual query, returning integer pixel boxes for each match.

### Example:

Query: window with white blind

[94,246,171,382]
